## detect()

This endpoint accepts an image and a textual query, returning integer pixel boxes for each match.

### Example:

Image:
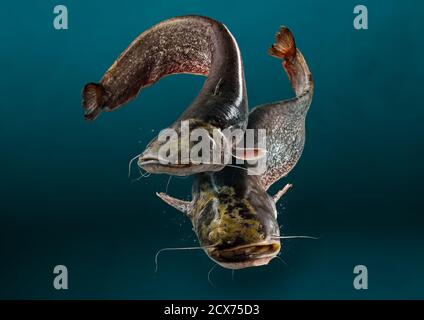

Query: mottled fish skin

[157,26,314,269]
[82,15,248,176]
[189,164,281,269]
[248,26,314,190]
[82,15,248,129]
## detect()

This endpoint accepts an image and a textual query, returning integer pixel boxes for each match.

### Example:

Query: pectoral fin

[273,184,293,203]
[156,192,192,214]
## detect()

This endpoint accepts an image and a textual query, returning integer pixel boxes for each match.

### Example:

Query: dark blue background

[1,0,423,299]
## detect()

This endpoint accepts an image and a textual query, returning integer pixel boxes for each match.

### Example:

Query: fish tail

[268,26,297,60]
[82,82,106,121]
[269,26,313,98]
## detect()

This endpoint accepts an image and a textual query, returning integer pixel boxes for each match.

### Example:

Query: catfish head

[156,171,290,269]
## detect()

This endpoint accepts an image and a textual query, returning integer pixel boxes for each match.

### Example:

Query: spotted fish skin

[82,15,248,132]
[248,26,313,190]
[191,165,279,250]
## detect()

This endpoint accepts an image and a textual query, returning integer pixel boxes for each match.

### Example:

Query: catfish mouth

[138,157,224,176]
[139,158,191,169]
[138,158,191,176]
[207,241,281,270]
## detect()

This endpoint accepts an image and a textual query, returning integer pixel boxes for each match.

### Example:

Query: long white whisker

[131,168,150,182]
[165,176,172,194]
[128,153,142,178]
[131,177,142,183]
[208,264,217,287]
[225,164,250,173]
[154,244,216,273]
[272,235,319,240]
[131,174,147,182]
[273,255,288,266]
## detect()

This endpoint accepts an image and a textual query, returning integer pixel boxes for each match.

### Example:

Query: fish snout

[207,240,281,269]
[137,132,226,175]
[138,147,224,176]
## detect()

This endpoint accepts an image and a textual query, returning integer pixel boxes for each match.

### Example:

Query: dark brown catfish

[82,15,248,176]
[157,27,314,269]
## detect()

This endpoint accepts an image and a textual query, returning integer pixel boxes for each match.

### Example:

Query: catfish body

[158,26,314,269]
[82,15,248,176]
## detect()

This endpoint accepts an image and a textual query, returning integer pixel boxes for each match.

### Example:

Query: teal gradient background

[1,0,423,299]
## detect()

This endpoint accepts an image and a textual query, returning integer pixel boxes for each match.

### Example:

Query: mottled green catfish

[157,27,314,269]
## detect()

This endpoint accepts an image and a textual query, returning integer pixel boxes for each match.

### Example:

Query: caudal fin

[268,26,297,60]
[82,83,105,121]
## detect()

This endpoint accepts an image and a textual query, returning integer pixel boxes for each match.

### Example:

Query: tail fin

[268,26,312,98]
[268,26,297,60]
[82,83,105,121]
